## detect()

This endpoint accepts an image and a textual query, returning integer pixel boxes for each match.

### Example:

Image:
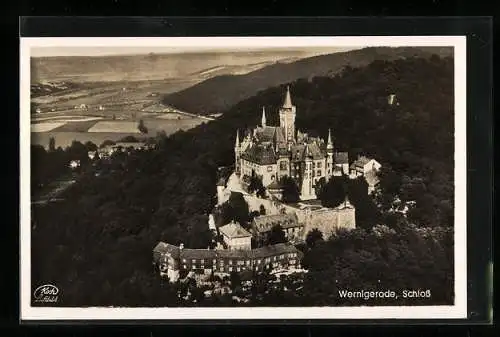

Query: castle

[234,86,349,200]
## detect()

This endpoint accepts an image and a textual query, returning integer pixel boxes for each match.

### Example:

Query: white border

[20,36,467,321]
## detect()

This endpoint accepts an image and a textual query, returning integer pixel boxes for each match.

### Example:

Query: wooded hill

[31,55,454,307]
[162,46,453,115]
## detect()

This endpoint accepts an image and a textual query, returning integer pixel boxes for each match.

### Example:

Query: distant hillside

[31,50,329,84]
[162,46,453,115]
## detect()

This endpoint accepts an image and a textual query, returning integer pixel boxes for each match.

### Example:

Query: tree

[347,177,380,229]
[138,119,148,134]
[119,135,140,143]
[248,175,265,197]
[318,176,348,208]
[267,224,286,245]
[48,137,56,152]
[100,140,116,148]
[305,228,323,248]
[219,192,250,226]
[229,271,241,291]
[280,176,300,203]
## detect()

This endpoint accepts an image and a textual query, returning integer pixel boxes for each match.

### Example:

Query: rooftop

[219,221,252,238]
[241,143,277,165]
[335,152,349,164]
[252,213,300,232]
[153,242,180,259]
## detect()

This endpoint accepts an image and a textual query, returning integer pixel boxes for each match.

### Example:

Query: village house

[251,213,303,246]
[218,221,252,251]
[349,156,381,178]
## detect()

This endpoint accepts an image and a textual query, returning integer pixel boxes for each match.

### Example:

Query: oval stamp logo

[33,284,59,303]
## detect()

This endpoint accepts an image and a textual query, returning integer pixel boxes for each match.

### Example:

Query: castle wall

[301,207,356,240]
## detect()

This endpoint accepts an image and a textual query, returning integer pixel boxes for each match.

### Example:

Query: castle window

[229,267,233,272]
[201,259,204,264]
[182,259,187,263]
[317,170,321,176]
[317,162,322,168]
[183,264,187,269]
[280,161,287,170]
[267,166,273,172]
[192,259,196,264]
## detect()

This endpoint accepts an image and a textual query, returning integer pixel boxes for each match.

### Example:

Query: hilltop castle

[234,86,349,200]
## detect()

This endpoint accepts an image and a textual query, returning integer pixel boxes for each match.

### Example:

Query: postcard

[20,36,467,321]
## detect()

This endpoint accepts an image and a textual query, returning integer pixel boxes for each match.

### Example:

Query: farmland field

[87,121,141,133]
[30,76,209,150]
[31,122,67,133]
[31,116,206,149]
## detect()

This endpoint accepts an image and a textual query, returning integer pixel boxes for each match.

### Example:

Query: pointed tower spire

[327,128,333,151]
[235,129,240,148]
[261,106,266,127]
[283,85,293,108]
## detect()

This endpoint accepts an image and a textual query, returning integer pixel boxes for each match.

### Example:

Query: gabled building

[219,221,252,251]
[349,156,381,178]
[153,242,181,281]
[251,213,303,246]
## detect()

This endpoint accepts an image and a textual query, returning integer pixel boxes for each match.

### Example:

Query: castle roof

[282,86,293,109]
[219,221,252,239]
[241,143,277,165]
[254,126,277,142]
[252,213,300,233]
[335,152,349,164]
[250,243,301,259]
[290,142,325,161]
[180,248,217,260]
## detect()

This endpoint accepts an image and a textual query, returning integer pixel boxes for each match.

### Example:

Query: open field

[87,121,141,133]
[31,122,67,133]
[51,120,101,132]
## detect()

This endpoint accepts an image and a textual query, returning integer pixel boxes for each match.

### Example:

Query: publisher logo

[33,284,59,303]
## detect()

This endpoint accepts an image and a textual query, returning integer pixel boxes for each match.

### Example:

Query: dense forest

[162,46,452,115]
[31,55,454,306]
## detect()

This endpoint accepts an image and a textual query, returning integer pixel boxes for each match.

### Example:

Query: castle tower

[261,106,266,127]
[279,86,297,143]
[235,129,241,175]
[300,144,316,200]
[326,128,334,180]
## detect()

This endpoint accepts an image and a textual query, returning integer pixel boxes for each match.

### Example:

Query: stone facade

[234,86,349,200]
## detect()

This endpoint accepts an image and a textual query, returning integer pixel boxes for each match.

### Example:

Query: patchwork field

[30,78,209,149]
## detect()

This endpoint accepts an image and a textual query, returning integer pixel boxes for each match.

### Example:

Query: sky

[30,46,360,58]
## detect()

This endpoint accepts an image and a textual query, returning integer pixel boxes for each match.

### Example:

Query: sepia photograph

[20,36,467,320]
